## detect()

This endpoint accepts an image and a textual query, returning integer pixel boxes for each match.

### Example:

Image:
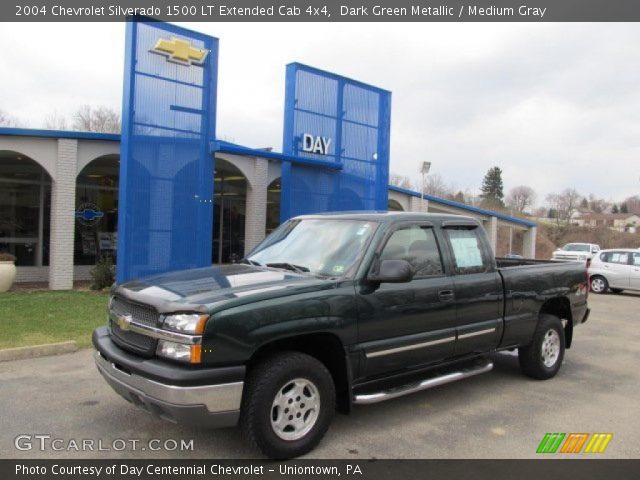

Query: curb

[0,341,79,362]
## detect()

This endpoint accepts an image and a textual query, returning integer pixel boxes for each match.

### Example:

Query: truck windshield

[563,244,590,252]
[247,218,378,277]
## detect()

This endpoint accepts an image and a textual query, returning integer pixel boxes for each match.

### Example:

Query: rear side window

[600,251,630,265]
[633,253,640,266]
[379,225,443,277]
[444,227,491,274]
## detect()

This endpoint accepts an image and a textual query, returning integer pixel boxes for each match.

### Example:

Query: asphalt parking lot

[1,292,639,459]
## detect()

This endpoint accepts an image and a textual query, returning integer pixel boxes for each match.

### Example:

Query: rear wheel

[590,275,608,294]
[240,352,335,459]
[519,314,565,380]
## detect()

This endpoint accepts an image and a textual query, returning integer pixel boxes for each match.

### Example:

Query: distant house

[576,213,640,233]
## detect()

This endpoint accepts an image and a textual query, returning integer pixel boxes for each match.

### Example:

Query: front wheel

[240,352,335,459]
[519,314,565,380]
[590,275,608,294]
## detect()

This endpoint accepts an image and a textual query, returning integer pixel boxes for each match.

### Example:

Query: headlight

[156,340,202,364]
[163,313,209,334]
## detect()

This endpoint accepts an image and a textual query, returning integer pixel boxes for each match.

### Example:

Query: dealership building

[0,127,537,290]
[0,20,538,290]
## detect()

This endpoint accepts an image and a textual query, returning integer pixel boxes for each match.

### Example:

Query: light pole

[421,161,431,212]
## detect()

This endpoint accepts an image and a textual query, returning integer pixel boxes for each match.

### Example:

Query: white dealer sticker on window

[450,237,483,268]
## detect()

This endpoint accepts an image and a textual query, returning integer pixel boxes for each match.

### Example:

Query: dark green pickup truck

[93,212,590,458]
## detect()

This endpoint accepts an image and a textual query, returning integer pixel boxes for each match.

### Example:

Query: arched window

[0,151,51,266]
[213,159,247,264]
[266,177,281,235]
[74,155,119,265]
[388,199,405,211]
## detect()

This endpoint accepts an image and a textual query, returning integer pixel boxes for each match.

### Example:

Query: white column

[485,216,498,254]
[244,157,269,255]
[409,196,428,213]
[523,226,537,259]
[49,139,77,290]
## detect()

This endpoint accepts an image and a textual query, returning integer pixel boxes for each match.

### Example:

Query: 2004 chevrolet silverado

[93,212,590,459]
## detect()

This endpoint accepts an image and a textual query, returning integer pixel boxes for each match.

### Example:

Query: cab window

[600,251,630,265]
[632,252,640,266]
[444,227,491,274]
[379,225,443,277]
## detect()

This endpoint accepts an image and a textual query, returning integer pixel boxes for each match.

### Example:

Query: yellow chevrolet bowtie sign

[151,37,208,66]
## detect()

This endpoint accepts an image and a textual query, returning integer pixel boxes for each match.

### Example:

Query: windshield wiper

[265,262,309,273]
[241,258,261,266]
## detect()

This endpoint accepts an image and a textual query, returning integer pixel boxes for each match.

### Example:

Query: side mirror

[368,259,413,283]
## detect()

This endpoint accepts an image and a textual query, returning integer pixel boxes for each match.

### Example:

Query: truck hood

[113,264,333,313]
[553,250,588,257]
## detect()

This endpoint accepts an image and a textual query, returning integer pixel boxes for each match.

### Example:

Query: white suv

[551,243,600,263]
[588,249,640,294]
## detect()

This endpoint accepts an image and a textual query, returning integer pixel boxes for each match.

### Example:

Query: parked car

[93,212,590,459]
[551,243,600,262]
[588,248,640,294]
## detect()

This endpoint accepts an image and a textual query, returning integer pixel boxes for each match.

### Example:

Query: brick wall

[244,157,269,254]
[48,139,78,290]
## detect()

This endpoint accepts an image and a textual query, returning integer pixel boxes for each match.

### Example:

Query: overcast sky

[1,22,639,205]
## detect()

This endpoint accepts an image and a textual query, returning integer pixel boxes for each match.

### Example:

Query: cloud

[0,22,638,203]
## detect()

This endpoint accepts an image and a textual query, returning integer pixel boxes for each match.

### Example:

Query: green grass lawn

[0,290,109,349]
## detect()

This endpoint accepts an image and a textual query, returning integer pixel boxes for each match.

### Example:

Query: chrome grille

[109,296,159,356]
[110,297,159,327]
[110,322,156,356]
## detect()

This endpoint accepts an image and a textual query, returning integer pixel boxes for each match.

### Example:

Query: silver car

[588,248,640,294]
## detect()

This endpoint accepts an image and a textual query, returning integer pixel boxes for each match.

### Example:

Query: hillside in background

[495,223,640,259]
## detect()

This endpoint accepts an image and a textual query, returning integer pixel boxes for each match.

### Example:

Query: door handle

[438,290,455,302]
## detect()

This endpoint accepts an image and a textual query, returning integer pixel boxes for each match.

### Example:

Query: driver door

[355,222,457,378]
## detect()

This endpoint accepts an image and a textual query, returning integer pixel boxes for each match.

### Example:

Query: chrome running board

[353,359,493,405]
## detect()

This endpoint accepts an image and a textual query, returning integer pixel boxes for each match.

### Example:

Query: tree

[623,195,640,214]
[587,194,609,214]
[0,109,23,127]
[505,185,536,213]
[546,188,581,224]
[44,110,68,130]
[611,204,619,214]
[480,166,504,207]
[422,173,454,198]
[453,191,466,203]
[73,105,120,133]
[389,173,414,190]
[580,197,589,209]
[620,203,628,214]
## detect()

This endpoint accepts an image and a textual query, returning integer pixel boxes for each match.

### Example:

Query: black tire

[518,314,565,380]
[240,351,335,459]
[610,288,624,294]
[590,275,608,294]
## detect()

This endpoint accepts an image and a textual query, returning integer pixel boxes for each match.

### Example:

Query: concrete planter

[0,261,17,292]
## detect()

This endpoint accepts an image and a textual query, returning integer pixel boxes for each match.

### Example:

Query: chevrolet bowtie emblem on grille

[151,37,208,66]
[116,313,133,331]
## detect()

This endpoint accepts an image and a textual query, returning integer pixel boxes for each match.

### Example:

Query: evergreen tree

[620,203,628,214]
[612,204,619,214]
[480,166,504,207]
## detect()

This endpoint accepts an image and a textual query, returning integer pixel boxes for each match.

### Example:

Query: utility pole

[421,161,431,213]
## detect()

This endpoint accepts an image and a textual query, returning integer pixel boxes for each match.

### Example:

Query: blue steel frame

[280,63,391,222]
[116,18,218,283]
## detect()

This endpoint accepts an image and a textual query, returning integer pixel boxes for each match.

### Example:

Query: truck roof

[295,211,478,224]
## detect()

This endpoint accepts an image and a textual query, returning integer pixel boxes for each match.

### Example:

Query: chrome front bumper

[95,351,243,428]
